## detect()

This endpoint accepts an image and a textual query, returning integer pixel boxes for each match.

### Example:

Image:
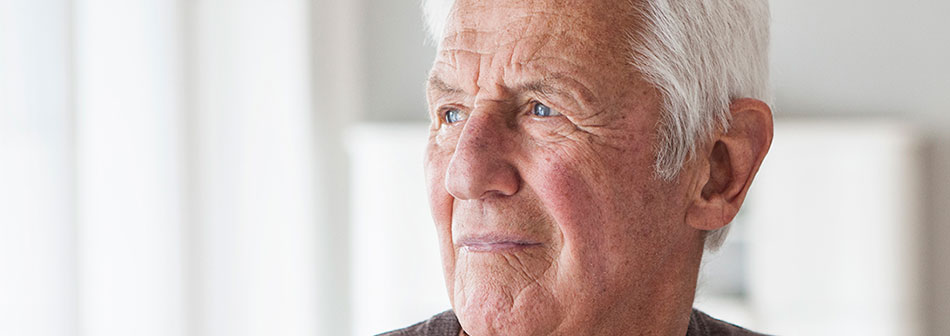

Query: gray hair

[422,0,771,250]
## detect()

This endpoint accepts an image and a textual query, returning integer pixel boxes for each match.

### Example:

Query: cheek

[524,144,661,281]
[424,143,459,289]
[424,149,451,224]
[524,149,614,267]
[530,161,605,243]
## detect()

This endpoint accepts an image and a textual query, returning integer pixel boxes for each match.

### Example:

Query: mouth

[457,235,542,253]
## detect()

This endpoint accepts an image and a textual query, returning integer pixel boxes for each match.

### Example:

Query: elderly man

[384,0,773,335]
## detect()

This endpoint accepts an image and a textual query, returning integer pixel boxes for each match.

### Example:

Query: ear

[686,98,773,231]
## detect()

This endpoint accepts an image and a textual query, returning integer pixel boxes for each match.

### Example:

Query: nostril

[478,183,519,199]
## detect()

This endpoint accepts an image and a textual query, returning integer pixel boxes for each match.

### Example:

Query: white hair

[422,0,771,250]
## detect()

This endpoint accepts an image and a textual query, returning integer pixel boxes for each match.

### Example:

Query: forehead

[446,0,632,37]
[434,0,636,81]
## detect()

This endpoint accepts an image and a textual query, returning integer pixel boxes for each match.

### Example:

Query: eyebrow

[515,78,561,97]
[427,74,565,97]
[522,73,598,107]
[427,76,464,94]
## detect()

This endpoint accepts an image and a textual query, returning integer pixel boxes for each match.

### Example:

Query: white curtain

[0,1,75,335]
[0,0,351,335]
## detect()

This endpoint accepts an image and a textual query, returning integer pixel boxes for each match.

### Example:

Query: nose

[444,112,520,200]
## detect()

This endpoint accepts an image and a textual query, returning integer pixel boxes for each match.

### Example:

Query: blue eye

[532,103,561,117]
[444,109,465,124]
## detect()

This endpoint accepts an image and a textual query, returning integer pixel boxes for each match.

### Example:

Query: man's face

[424,0,704,334]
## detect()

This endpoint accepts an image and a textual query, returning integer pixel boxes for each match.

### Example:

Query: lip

[457,235,542,253]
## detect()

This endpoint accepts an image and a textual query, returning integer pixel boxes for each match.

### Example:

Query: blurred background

[1,0,948,335]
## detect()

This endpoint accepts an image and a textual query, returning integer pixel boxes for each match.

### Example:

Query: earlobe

[686,98,773,231]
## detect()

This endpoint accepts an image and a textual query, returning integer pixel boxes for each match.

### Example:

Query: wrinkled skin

[423,0,772,335]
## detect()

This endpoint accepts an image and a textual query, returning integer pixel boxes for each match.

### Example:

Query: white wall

[768,2,950,335]
[771,1,950,121]
[361,0,436,121]
[744,121,922,335]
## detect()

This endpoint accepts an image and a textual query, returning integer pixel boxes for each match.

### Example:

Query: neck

[569,236,706,336]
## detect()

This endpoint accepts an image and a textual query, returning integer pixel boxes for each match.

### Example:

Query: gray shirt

[378,309,768,336]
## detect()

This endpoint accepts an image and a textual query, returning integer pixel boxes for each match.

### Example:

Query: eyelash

[438,100,561,125]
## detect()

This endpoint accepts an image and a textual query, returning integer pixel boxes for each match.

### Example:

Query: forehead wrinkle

[435,2,632,110]
[442,6,588,53]
[453,0,601,28]
[434,50,602,112]
[442,45,483,96]
[435,42,530,101]
[445,4,619,49]
[520,9,591,22]
[440,34,559,95]
[444,31,604,71]
[441,28,496,53]
[475,50,501,98]
[429,49,506,99]
[440,33,557,58]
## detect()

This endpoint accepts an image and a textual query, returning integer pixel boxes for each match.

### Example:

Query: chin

[455,309,546,336]
[452,279,561,336]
